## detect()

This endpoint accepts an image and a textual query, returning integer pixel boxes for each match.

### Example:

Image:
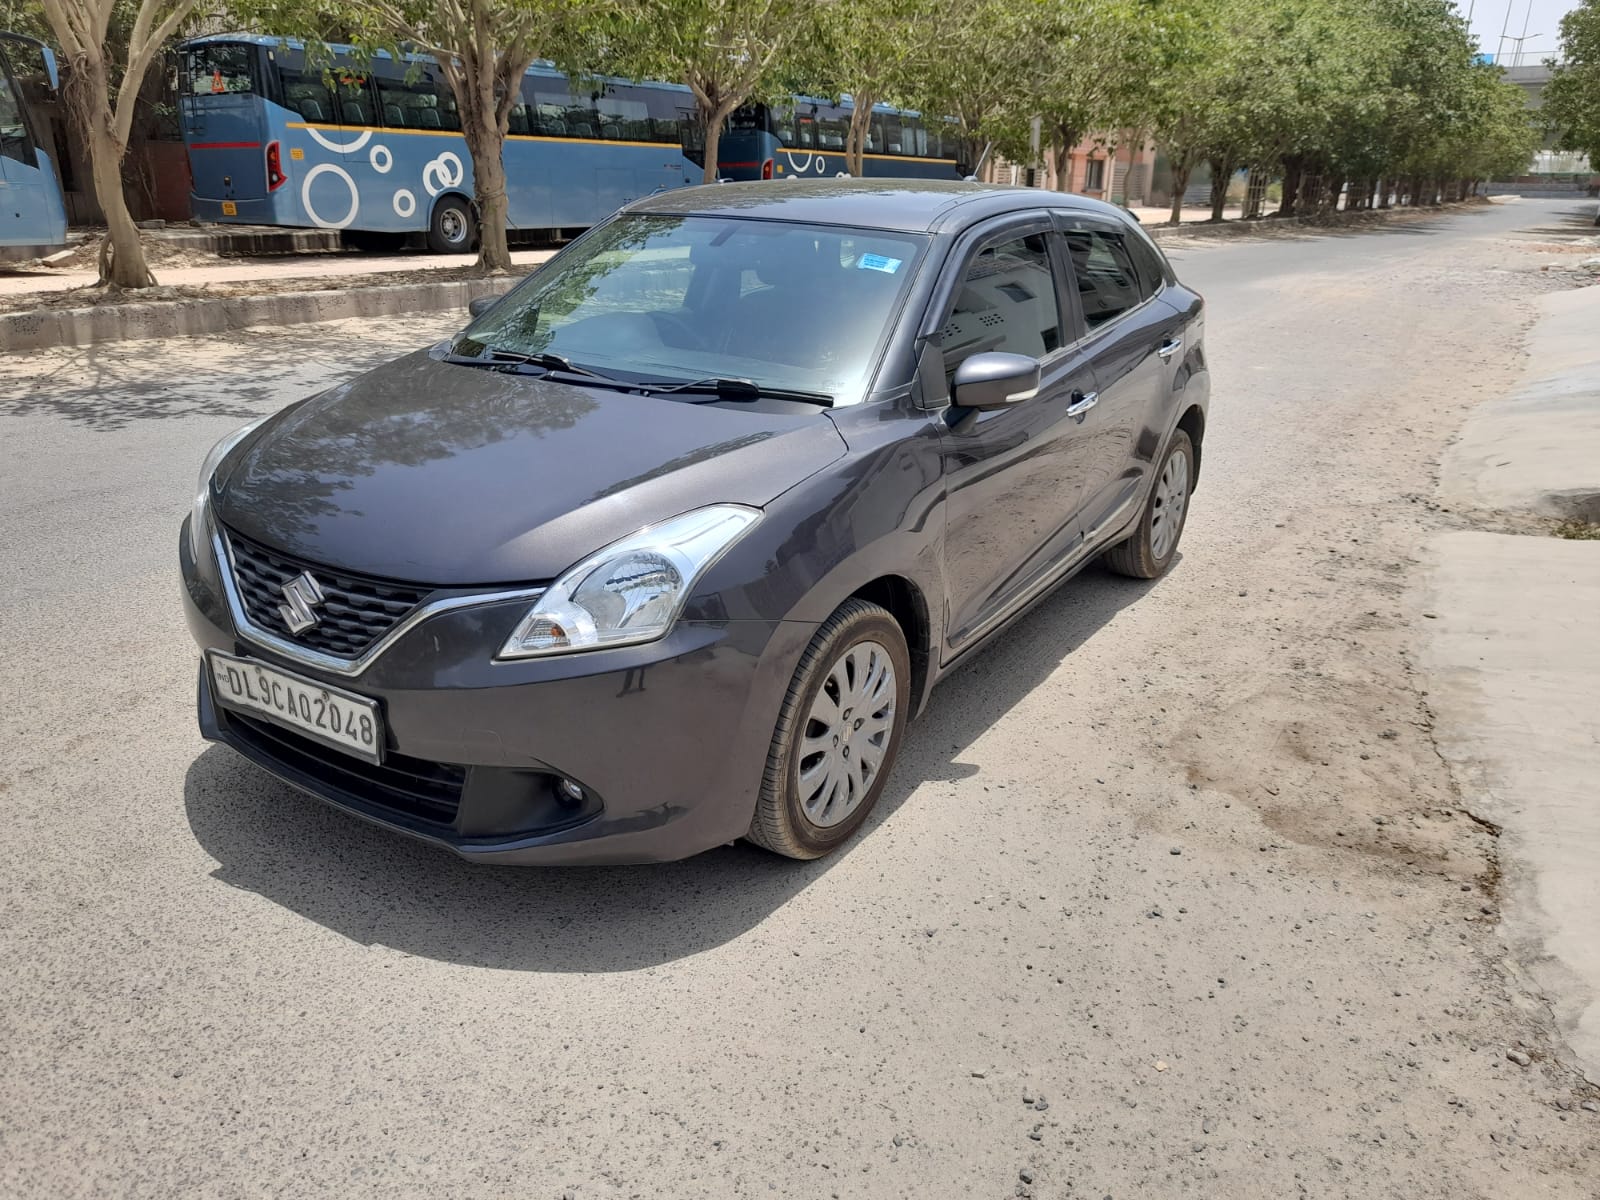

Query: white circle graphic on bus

[303,126,372,154]
[782,151,830,176]
[422,152,465,198]
[370,144,393,174]
[392,189,416,218]
[300,162,360,230]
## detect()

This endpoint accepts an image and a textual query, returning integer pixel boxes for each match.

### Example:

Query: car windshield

[453,214,928,405]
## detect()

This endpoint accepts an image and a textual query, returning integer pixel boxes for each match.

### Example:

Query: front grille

[224,527,431,659]
[227,712,466,827]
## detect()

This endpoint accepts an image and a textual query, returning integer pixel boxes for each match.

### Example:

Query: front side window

[457,215,928,404]
[185,43,257,95]
[1064,227,1141,329]
[939,232,1062,375]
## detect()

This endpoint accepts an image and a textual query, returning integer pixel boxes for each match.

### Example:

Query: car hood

[214,350,847,585]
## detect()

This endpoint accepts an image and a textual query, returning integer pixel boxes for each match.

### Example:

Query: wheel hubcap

[440,209,467,245]
[796,640,897,829]
[1150,448,1190,560]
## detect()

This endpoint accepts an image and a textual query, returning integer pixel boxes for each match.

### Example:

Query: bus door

[0,34,66,253]
[180,41,270,211]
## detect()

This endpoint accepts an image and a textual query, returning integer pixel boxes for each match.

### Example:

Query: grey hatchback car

[180,180,1208,864]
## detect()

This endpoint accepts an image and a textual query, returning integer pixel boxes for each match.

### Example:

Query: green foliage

[1544,0,1600,165]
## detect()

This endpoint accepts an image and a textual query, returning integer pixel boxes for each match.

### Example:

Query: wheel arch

[1176,404,1205,489]
[845,574,933,718]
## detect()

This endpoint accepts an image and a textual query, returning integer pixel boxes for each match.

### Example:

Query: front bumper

[181,520,814,864]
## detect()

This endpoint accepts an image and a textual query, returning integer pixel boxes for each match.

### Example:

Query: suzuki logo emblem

[278,571,326,635]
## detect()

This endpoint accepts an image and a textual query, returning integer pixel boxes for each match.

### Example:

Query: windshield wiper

[444,347,634,389]
[644,376,835,407]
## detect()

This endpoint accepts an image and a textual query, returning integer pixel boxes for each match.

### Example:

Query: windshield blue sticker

[858,254,903,274]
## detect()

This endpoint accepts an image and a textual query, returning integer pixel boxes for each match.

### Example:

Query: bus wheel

[427,197,476,254]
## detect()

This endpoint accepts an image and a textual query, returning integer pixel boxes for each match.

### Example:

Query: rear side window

[1064,228,1141,329]
[940,232,1062,374]
[1128,232,1170,300]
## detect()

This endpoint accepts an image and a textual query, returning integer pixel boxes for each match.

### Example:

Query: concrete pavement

[1428,281,1600,1083]
[3,199,1598,1198]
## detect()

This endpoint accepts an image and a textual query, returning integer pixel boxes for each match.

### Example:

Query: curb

[0,276,514,354]
[1143,199,1493,242]
[152,228,346,255]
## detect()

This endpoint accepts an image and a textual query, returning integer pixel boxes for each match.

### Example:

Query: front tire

[426,196,476,254]
[1104,429,1193,579]
[748,599,911,859]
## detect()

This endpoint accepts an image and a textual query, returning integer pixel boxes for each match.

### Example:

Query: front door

[937,223,1099,658]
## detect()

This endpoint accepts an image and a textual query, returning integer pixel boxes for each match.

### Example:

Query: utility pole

[1027,116,1041,188]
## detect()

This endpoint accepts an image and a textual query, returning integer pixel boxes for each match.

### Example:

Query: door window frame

[918,215,1088,399]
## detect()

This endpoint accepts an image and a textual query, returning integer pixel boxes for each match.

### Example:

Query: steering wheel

[651,310,711,352]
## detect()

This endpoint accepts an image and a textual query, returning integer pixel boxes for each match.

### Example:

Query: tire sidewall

[783,613,911,856]
[429,197,475,253]
[1146,430,1194,573]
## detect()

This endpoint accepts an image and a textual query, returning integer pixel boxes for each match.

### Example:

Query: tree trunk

[463,117,511,271]
[68,54,153,289]
[845,94,875,178]
[1207,156,1231,222]
[1168,162,1192,225]
[700,114,722,184]
[1051,142,1072,192]
[1277,157,1302,218]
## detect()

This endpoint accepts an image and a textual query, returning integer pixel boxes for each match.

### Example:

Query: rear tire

[748,599,911,860]
[1104,429,1193,579]
[426,196,476,254]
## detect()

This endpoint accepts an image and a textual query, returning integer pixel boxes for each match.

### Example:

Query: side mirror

[951,352,1041,411]
[467,295,498,319]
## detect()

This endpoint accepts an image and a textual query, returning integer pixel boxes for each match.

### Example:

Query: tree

[1543,0,1600,204]
[800,0,919,177]
[243,0,585,272]
[601,0,814,183]
[37,0,200,287]
[1016,0,1160,196]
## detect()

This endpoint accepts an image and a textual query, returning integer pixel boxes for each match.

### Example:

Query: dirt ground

[0,199,1597,1199]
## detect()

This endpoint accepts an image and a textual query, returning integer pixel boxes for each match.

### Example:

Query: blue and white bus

[714,96,963,183]
[0,33,68,260]
[178,35,704,252]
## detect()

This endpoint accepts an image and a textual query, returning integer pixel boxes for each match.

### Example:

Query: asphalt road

[3,199,1597,1199]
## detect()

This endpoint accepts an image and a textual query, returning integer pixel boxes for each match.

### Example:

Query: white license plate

[208,650,383,764]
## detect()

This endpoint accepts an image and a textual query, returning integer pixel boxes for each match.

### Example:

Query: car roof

[625,179,1135,235]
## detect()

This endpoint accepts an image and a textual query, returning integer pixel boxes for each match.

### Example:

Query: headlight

[498,504,761,659]
[189,415,270,561]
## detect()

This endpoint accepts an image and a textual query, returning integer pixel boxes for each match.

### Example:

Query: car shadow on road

[182,559,1160,973]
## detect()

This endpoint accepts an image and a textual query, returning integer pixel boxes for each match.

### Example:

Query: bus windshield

[456,214,928,405]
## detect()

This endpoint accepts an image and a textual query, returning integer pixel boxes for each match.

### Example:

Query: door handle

[1066,390,1099,418]
[1158,336,1184,360]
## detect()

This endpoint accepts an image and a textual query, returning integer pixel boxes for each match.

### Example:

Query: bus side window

[639,83,684,145]
[278,65,333,124]
[333,76,373,128]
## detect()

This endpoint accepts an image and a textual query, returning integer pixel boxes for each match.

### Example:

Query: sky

[1463,0,1580,61]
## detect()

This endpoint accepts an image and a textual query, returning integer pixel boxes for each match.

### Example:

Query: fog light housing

[557,777,586,805]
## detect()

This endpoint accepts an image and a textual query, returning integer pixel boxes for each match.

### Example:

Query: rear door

[180,41,269,208]
[1055,212,1186,545]
[936,218,1100,658]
